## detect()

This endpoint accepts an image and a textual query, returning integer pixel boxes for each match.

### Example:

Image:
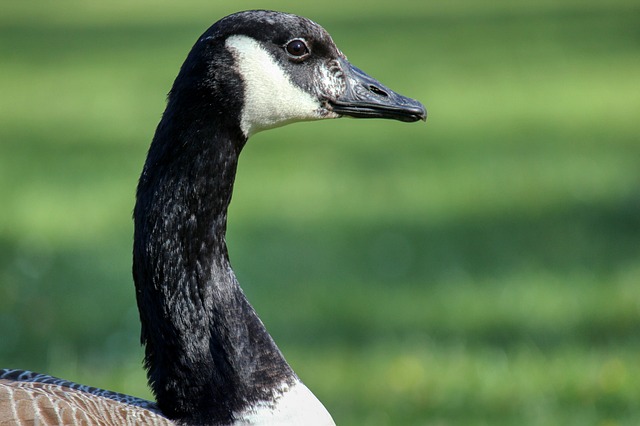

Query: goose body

[0,10,425,425]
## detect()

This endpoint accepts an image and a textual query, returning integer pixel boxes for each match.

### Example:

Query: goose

[0,10,426,426]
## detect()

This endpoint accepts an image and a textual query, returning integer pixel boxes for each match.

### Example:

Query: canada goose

[0,10,426,425]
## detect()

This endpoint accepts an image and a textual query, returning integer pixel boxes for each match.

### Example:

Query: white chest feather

[234,381,335,426]
[225,35,327,137]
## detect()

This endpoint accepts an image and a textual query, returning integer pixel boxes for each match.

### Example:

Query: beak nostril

[369,85,388,97]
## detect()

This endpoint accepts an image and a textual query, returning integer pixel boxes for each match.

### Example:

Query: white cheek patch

[226,35,332,137]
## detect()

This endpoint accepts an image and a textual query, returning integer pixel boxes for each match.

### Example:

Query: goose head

[168,10,426,139]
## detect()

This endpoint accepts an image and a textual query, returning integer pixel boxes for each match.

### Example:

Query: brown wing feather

[0,373,174,426]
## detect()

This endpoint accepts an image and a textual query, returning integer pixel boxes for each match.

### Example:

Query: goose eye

[286,39,309,58]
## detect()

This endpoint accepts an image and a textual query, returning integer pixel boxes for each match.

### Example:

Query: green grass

[1,1,639,424]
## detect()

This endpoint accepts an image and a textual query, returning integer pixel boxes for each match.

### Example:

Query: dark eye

[286,39,309,58]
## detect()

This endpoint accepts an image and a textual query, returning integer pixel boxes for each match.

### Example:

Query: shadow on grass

[0,235,140,370]
[231,190,640,349]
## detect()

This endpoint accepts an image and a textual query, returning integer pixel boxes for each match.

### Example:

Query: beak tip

[409,104,427,123]
[417,105,427,122]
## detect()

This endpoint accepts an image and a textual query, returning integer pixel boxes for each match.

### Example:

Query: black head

[169,10,426,138]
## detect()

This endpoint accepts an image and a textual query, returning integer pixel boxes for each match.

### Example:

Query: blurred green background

[1,0,639,424]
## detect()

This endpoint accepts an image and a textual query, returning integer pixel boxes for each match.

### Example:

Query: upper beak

[328,58,427,123]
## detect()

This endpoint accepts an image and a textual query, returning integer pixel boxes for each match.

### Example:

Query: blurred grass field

[1,0,639,424]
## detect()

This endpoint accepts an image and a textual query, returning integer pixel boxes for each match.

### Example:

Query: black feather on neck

[132,34,295,425]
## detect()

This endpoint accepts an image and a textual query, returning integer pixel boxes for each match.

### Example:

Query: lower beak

[328,58,427,123]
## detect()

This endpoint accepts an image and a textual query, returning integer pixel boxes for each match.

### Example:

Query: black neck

[133,86,295,424]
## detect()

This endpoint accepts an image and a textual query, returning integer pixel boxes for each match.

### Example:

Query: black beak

[328,58,427,123]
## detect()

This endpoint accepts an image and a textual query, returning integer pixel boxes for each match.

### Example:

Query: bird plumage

[1,10,425,425]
